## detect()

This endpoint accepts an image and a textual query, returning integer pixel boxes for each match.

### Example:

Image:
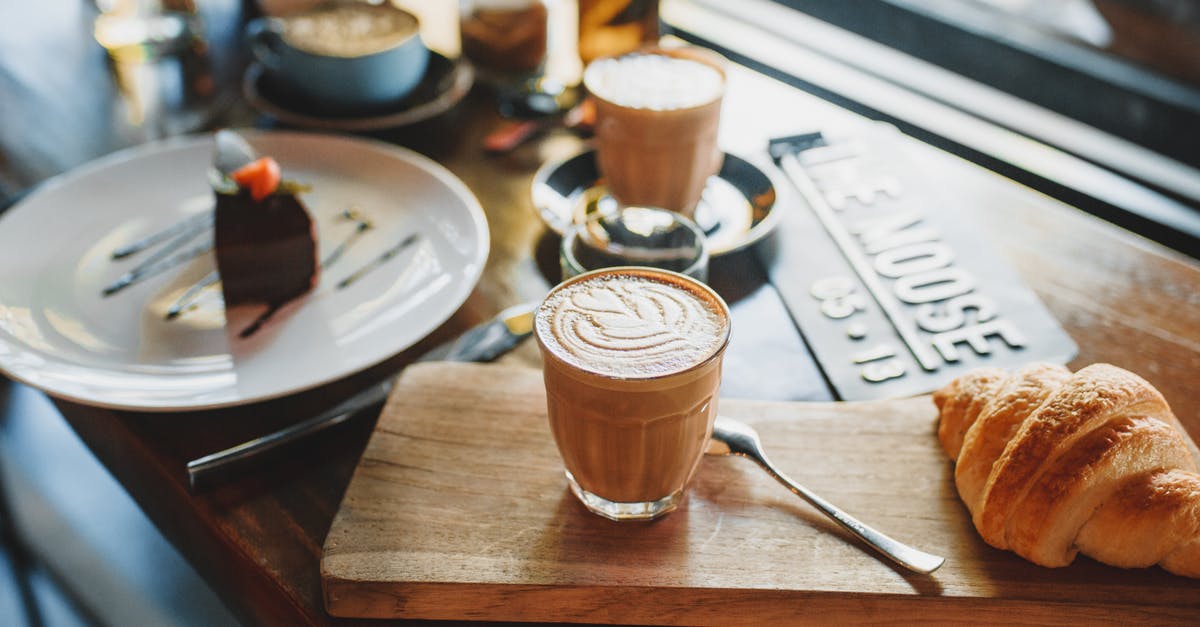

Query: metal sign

[760,125,1077,400]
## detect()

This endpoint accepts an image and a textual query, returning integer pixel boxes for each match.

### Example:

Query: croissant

[934,362,1200,578]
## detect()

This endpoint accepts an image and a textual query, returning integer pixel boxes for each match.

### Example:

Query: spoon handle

[746,445,945,575]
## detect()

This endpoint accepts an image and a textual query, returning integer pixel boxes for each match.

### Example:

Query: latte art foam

[537,273,729,378]
[583,53,723,111]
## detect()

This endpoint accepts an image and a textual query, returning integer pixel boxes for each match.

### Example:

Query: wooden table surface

[4,6,1200,625]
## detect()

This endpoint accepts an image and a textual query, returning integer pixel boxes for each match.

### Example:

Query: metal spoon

[708,416,945,575]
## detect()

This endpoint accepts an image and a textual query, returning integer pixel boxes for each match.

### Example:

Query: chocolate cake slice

[207,132,320,318]
[213,184,319,309]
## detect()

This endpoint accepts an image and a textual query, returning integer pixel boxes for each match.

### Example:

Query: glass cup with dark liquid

[578,0,659,65]
[534,266,731,520]
[459,0,548,84]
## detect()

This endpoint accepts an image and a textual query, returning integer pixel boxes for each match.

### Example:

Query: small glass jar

[459,0,549,84]
[560,206,709,282]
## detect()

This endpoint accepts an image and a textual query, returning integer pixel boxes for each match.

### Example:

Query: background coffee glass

[560,206,709,282]
[246,3,429,110]
[583,46,726,218]
[534,267,731,521]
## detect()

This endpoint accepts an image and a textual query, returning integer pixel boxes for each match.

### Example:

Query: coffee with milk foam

[583,53,724,111]
[536,271,728,379]
[535,268,731,515]
[283,4,418,58]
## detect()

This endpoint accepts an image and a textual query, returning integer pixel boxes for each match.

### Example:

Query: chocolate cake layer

[214,188,319,308]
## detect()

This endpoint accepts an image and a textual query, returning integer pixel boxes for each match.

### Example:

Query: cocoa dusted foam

[282,4,418,58]
[536,270,729,379]
[583,53,724,111]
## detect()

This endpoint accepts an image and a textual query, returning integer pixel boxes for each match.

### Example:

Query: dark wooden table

[3,5,1200,625]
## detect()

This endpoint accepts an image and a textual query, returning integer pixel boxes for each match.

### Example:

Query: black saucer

[530,150,785,255]
[243,52,474,131]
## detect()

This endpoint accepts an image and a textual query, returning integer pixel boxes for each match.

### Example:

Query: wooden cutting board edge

[321,580,1200,625]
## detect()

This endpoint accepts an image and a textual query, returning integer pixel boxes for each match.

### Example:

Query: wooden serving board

[321,363,1199,624]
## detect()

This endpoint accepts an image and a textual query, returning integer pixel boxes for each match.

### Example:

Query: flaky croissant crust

[935,363,1200,578]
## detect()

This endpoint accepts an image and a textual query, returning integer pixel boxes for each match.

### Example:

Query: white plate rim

[0,130,489,412]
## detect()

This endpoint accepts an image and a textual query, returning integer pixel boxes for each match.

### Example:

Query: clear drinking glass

[535,266,731,520]
[560,206,709,282]
[582,46,726,218]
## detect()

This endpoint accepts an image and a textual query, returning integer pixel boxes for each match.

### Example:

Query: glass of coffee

[560,206,709,282]
[534,267,731,520]
[583,46,725,218]
[459,0,548,85]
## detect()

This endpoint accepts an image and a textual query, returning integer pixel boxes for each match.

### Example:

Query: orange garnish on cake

[231,157,281,201]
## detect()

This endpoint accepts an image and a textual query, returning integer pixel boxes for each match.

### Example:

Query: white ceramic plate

[0,131,488,411]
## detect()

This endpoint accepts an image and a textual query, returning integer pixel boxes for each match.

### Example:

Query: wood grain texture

[321,362,1200,624]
